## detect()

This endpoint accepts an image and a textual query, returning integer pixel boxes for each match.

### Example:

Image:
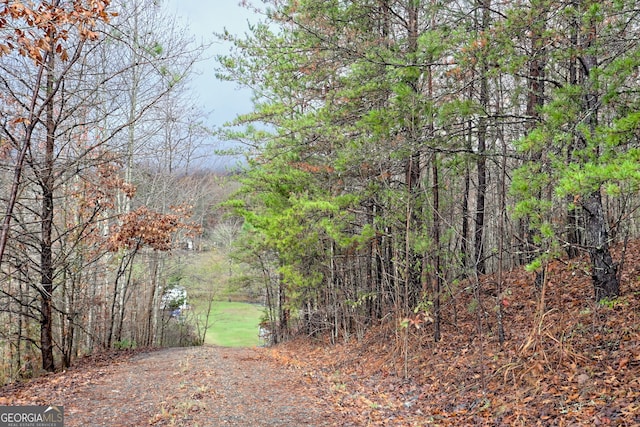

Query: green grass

[200,301,263,347]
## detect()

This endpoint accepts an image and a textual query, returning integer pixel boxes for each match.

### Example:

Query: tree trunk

[524,1,547,287]
[432,156,441,342]
[583,191,619,300]
[404,152,421,309]
[474,0,490,276]
[461,70,474,270]
[578,5,619,301]
[566,0,582,259]
[40,51,56,372]
[277,269,289,343]
[403,0,422,309]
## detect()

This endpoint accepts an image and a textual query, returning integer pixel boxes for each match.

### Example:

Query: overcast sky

[163,0,259,136]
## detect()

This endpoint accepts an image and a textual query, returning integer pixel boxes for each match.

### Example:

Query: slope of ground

[271,242,640,426]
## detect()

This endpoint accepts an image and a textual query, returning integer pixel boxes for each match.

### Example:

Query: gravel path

[1,346,339,426]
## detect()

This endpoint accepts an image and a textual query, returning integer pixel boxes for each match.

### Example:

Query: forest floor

[1,242,640,426]
[270,241,640,426]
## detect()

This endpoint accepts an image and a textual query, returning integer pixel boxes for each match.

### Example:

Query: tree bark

[403,0,422,308]
[474,0,490,275]
[566,0,582,259]
[40,51,56,372]
[583,191,619,300]
[432,156,441,342]
[578,5,619,301]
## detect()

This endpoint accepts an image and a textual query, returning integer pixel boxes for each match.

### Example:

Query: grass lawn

[200,301,264,347]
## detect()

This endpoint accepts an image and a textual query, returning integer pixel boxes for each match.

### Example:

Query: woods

[219,0,640,344]
[1,1,639,424]
[0,0,221,380]
[1,0,639,402]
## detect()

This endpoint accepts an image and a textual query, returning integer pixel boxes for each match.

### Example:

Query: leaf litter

[1,241,640,426]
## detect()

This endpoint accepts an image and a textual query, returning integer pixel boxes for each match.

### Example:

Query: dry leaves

[0,1,115,64]
[2,241,640,426]
[269,240,640,426]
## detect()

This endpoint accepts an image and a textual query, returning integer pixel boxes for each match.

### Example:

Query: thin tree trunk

[145,254,158,347]
[278,268,289,343]
[566,0,582,259]
[432,156,441,342]
[497,128,507,345]
[0,52,49,267]
[40,51,56,372]
[525,1,547,287]
[461,77,474,270]
[474,0,490,276]
[403,0,421,308]
[107,246,138,347]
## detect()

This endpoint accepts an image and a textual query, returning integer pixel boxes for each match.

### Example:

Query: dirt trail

[0,346,339,426]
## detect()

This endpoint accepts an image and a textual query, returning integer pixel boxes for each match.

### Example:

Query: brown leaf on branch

[0,0,113,63]
[108,205,201,252]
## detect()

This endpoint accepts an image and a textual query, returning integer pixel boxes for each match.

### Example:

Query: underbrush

[269,243,640,426]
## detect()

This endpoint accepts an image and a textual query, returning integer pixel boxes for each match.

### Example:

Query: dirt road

[0,346,340,426]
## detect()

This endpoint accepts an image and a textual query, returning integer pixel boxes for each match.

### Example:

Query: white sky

[163,0,259,131]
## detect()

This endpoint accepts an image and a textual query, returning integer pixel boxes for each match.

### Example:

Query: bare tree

[0,0,208,375]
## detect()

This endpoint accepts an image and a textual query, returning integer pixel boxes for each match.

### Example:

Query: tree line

[219,0,640,344]
[0,0,223,381]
